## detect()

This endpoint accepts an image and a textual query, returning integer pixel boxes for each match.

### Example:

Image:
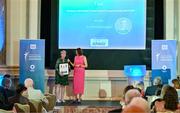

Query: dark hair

[16,84,27,94]
[163,86,178,111]
[3,74,11,78]
[172,79,179,84]
[123,85,134,96]
[76,48,83,56]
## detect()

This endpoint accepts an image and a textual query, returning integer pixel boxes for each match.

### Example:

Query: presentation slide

[59,0,146,49]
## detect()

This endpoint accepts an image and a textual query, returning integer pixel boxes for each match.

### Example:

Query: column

[164,0,175,40]
[27,0,41,39]
[6,0,28,66]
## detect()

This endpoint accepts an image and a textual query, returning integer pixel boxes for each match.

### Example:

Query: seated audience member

[172,79,180,89]
[122,105,146,113]
[2,74,15,91]
[172,79,180,98]
[145,77,162,97]
[124,89,141,105]
[0,92,14,110]
[136,81,145,97]
[9,84,29,105]
[123,85,134,97]
[24,78,48,104]
[0,77,16,104]
[0,74,15,101]
[128,97,150,113]
[163,86,179,112]
[108,85,134,113]
[153,86,179,113]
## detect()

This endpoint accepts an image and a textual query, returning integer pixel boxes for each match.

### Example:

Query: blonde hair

[61,50,66,54]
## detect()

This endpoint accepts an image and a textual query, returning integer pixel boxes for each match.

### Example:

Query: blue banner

[152,40,177,84]
[19,40,45,92]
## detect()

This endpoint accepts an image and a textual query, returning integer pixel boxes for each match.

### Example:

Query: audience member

[163,86,178,112]
[0,92,14,110]
[145,77,162,97]
[123,85,134,97]
[24,78,47,102]
[122,105,146,113]
[172,79,180,99]
[128,97,150,113]
[0,74,16,99]
[124,89,141,105]
[8,84,29,105]
[153,86,179,113]
[0,77,16,103]
[172,79,180,89]
[108,85,134,113]
[3,74,15,91]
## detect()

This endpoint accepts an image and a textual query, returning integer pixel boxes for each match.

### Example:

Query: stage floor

[54,100,121,113]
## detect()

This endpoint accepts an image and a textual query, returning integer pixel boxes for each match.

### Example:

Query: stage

[54,100,121,113]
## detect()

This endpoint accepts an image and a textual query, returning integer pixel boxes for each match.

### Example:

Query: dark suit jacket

[145,85,162,96]
[0,92,13,110]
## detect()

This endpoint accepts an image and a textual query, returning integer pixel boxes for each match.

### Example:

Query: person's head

[1,78,11,89]
[3,74,11,78]
[123,85,134,97]
[125,89,141,105]
[76,48,83,56]
[16,84,27,94]
[122,105,146,113]
[163,86,178,111]
[172,79,180,89]
[150,98,164,109]
[60,50,66,59]
[24,78,34,88]
[129,97,150,113]
[135,81,144,90]
[153,76,162,86]
[161,84,171,97]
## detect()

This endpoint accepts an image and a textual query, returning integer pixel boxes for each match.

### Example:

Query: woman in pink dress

[73,48,88,103]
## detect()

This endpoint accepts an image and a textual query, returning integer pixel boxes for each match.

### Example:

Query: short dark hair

[76,48,83,56]
[172,79,179,84]
[3,74,11,78]
[16,84,27,94]
[163,86,178,111]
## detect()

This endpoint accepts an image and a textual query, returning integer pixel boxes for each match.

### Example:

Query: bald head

[122,105,146,113]
[24,78,34,88]
[129,97,150,113]
[125,89,141,105]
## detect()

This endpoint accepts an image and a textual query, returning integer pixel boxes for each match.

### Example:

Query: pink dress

[73,55,85,94]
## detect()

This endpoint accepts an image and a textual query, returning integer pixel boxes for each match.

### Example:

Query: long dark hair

[76,48,83,56]
[163,86,178,111]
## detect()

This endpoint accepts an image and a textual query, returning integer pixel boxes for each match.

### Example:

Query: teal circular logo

[114,17,132,35]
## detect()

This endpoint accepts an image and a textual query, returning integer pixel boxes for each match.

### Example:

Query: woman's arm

[80,56,88,68]
[68,59,74,67]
